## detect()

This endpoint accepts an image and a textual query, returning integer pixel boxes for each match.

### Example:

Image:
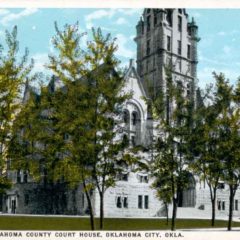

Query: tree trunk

[211,188,217,227]
[165,203,169,225]
[83,180,95,231]
[228,186,235,231]
[211,198,216,227]
[99,192,104,230]
[171,197,178,231]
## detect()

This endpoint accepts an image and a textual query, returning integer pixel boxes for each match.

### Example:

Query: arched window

[132,112,138,125]
[123,110,130,124]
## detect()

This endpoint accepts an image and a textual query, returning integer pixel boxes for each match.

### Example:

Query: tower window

[166,10,172,27]
[187,44,191,59]
[178,9,182,14]
[154,14,157,26]
[146,40,150,55]
[146,60,149,72]
[178,16,182,32]
[147,15,151,32]
[167,36,171,51]
[177,40,182,55]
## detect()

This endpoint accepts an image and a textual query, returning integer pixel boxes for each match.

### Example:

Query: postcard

[0,1,240,240]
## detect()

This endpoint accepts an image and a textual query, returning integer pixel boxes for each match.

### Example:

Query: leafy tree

[0,26,34,199]
[84,28,131,230]
[47,22,97,229]
[213,73,240,231]
[188,83,224,227]
[150,68,193,231]
[8,82,67,214]
[48,23,131,230]
[190,73,240,230]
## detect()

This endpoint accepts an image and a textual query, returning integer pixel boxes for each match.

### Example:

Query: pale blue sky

[0,8,240,88]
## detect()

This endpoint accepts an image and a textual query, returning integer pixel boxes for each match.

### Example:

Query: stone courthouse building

[4,9,240,218]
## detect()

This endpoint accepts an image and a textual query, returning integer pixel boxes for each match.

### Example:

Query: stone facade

[135,9,198,100]
[3,8,240,219]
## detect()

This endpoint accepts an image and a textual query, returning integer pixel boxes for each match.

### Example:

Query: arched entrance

[178,173,196,207]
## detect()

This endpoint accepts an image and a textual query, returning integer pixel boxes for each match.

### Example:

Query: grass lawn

[0,216,239,230]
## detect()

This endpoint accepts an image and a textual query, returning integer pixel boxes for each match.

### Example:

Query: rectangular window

[167,36,171,51]
[144,195,149,209]
[23,171,28,183]
[117,173,128,181]
[217,183,225,189]
[187,44,191,59]
[138,195,143,209]
[217,200,221,210]
[178,16,182,32]
[147,16,151,32]
[177,40,182,55]
[17,170,21,183]
[116,196,122,208]
[222,201,225,211]
[123,197,128,208]
[139,175,149,183]
[131,136,136,147]
[235,200,238,211]
[146,40,150,55]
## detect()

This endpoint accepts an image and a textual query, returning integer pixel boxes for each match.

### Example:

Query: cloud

[115,34,135,59]
[115,17,128,25]
[32,25,36,31]
[0,8,38,26]
[218,31,226,36]
[223,45,231,55]
[85,9,116,29]
[32,53,49,74]
[198,66,239,88]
